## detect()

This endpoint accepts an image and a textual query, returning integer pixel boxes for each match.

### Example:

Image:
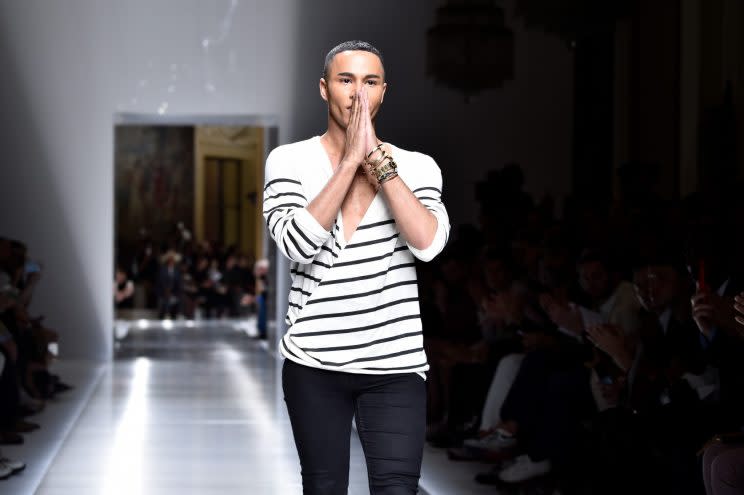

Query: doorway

[112,113,278,348]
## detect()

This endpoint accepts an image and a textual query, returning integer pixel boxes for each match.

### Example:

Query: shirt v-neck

[315,136,382,247]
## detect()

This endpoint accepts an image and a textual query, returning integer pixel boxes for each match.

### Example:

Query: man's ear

[319,78,329,102]
[380,82,388,104]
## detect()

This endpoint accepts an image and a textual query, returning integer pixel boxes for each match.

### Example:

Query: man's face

[320,50,386,130]
[484,259,509,292]
[578,261,610,300]
[633,265,680,312]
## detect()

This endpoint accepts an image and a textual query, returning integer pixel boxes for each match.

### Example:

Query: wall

[0,0,574,360]
[292,0,575,225]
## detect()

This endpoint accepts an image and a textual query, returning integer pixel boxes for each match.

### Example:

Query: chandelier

[426,0,515,101]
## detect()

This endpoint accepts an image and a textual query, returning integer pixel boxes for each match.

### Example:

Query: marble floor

[7,323,499,494]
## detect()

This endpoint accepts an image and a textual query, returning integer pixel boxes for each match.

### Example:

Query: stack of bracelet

[365,143,398,186]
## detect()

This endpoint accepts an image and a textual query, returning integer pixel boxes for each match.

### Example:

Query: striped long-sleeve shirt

[263,136,450,379]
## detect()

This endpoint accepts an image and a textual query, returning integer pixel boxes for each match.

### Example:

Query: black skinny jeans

[282,358,426,495]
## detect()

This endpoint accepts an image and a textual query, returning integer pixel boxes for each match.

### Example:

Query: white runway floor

[4,323,497,494]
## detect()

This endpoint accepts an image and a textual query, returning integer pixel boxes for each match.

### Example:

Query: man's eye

[366,80,377,86]
[341,78,351,84]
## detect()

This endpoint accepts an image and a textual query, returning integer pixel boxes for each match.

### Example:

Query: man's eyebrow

[336,72,382,79]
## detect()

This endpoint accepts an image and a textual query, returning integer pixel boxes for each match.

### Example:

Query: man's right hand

[692,290,717,338]
[733,292,744,339]
[539,293,583,336]
[341,88,369,168]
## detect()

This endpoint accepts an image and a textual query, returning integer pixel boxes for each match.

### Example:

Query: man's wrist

[379,172,400,188]
[337,159,361,174]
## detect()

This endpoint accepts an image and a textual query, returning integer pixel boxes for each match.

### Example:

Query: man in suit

[156,250,182,320]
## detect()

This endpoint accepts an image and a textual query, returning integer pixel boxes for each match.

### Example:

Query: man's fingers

[692,304,715,312]
[351,90,361,130]
[353,90,361,124]
[692,311,714,319]
[347,92,357,133]
[735,303,744,316]
[356,90,365,139]
[361,89,368,129]
[692,293,709,304]
[361,88,371,148]
[586,324,603,334]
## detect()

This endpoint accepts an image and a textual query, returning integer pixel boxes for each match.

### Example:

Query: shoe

[19,404,43,417]
[463,428,517,452]
[0,457,25,474]
[12,420,40,433]
[447,447,482,461]
[474,467,503,486]
[0,432,23,445]
[427,428,461,448]
[497,454,551,483]
[54,381,74,393]
[447,446,515,463]
[0,462,11,480]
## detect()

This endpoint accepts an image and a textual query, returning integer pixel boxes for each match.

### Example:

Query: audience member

[0,236,72,482]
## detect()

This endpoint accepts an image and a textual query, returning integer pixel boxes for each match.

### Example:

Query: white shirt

[263,136,450,380]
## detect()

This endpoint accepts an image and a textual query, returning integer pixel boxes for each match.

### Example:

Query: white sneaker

[0,462,12,480]
[463,428,517,452]
[0,457,25,475]
[497,454,551,483]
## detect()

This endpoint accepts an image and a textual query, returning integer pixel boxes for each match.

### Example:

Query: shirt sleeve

[263,148,332,264]
[404,155,450,262]
[699,326,718,350]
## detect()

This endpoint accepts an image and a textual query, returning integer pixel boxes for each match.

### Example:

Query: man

[156,250,182,319]
[262,40,450,494]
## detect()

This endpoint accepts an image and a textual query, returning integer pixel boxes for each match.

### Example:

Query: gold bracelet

[373,157,397,183]
[372,156,394,174]
[366,149,388,169]
[378,170,398,184]
[366,143,385,161]
[371,155,394,174]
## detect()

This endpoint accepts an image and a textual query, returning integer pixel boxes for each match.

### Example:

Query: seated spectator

[685,222,744,432]
[449,235,581,463]
[701,433,744,495]
[467,249,642,487]
[114,265,135,311]
[0,236,71,471]
[578,251,712,495]
[424,242,490,440]
[540,248,641,343]
[698,291,744,495]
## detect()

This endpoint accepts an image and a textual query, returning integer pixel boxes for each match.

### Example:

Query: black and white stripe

[264,137,451,378]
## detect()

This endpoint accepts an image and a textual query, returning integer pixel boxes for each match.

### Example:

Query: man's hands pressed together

[340,87,374,171]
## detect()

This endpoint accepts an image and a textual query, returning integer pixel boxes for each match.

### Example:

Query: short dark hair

[577,248,616,272]
[323,40,385,80]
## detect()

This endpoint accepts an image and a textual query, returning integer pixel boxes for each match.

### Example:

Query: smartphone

[599,375,615,386]
[25,260,41,274]
[698,259,707,292]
